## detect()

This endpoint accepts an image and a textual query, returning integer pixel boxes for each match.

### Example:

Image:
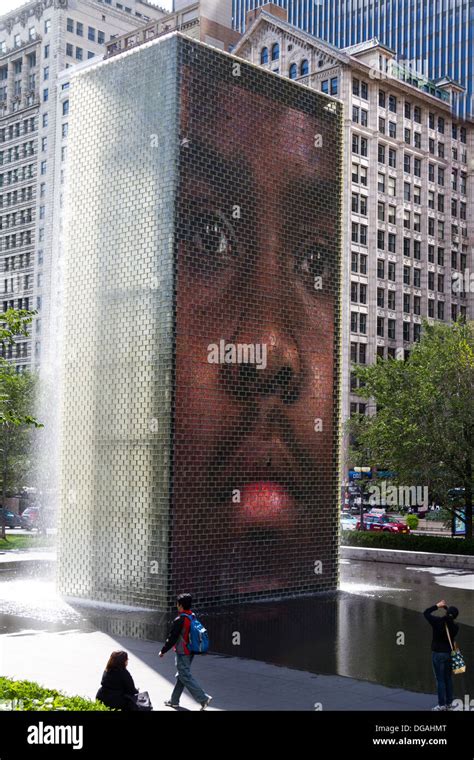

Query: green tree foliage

[0,309,42,540]
[350,320,474,539]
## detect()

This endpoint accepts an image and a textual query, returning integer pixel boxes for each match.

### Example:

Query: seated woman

[96,650,140,711]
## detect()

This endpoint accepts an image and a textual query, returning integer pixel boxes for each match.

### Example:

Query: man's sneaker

[164,700,179,708]
[200,695,213,711]
[431,704,447,711]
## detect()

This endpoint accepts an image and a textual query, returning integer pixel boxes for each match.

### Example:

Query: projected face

[172,67,340,599]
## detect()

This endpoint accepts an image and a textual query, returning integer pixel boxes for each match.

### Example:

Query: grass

[341,530,474,554]
[0,533,55,551]
[0,677,111,711]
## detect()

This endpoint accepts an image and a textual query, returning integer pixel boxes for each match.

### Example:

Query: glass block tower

[232,0,474,117]
[59,32,343,612]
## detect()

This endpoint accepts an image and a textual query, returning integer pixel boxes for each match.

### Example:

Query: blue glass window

[300,59,309,76]
[260,47,268,64]
[289,63,297,79]
[271,42,280,61]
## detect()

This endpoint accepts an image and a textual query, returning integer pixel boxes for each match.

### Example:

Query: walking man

[159,593,212,710]
[424,599,459,711]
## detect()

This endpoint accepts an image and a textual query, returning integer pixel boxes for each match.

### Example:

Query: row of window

[65,44,96,62]
[0,142,35,166]
[1,230,33,249]
[4,275,31,292]
[0,19,51,54]
[0,164,35,187]
[0,118,36,143]
[0,185,33,208]
[0,208,33,228]
[3,253,31,271]
[66,19,106,45]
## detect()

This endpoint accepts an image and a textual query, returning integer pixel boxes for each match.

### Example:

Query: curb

[341,545,474,570]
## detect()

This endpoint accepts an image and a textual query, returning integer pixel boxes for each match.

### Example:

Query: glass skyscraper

[233,0,474,117]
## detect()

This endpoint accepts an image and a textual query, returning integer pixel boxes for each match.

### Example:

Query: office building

[232,0,474,117]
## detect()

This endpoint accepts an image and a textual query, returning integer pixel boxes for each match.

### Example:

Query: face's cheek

[290,297,335,456]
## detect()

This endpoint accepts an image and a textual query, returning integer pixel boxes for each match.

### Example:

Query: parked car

[341,513,358,531]
[20,506,41,531]
[356,513,410,534]
[0,508,22,529]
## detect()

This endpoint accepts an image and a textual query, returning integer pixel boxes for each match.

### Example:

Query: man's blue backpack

[181,612,209,654]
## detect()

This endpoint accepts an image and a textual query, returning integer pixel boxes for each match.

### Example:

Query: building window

[437,301,444,320]
[353,78,360,96]
[67,17,74,32]
[379,89,385,107]
[360,81,368,99]
[40,160,46,175]
[377,287,384,307]
[414,131,421,149]
[377,259,385,279]
[360,109,368,127]
[378,144,385,164]
[404,101,411,119]
[289,63,297,79]
[76,47,83,61]
[388,233,396,253]
[62,100,69,116]
[388,148,396,168]
[377,317,384,337]
[271,43,279,61]
[388,262,396,281]
[42,113,48,127]
[388,176,396,197]
[378,116,385,133]
[98,30,105,44]
[388,121,396,138]
[388,94,397,112]
[330,76,338,95]
[414,106,421,123]
[43,88,49,102]
[388,319,396,340]
[88,26,95,42]
[260,47,268,64]
[66,43,73,56]
[44,44,50,59]
[76,21,84,37]
[404,154,411,173]
[403,322,410,342]
[300,59,309,76]
[321,80,328,94]
[388,290,395,310]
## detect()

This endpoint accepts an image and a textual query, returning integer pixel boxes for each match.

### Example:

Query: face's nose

[221,323,302,404]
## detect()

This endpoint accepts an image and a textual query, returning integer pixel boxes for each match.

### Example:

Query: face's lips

[235,482,295,530]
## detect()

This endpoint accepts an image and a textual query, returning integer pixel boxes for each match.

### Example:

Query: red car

[356,513,410,534]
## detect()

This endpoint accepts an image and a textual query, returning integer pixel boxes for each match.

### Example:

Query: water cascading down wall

[59,33,343,615]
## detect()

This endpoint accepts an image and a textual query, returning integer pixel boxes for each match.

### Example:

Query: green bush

[0,534,55,551]
[0,677,111,711]
[405,514,419,530]
[340,530,474,555]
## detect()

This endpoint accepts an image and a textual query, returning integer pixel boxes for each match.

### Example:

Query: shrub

[0,677,111,711]
[340,530,474,555]
[405,514,419,530]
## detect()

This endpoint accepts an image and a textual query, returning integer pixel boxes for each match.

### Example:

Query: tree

[0,309,43,541]
[349,320,474,539]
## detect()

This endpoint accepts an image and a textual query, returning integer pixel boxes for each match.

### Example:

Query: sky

[1,0,173,14]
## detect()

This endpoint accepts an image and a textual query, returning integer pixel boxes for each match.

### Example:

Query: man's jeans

[170,654,207,705]
[432,651,453,706]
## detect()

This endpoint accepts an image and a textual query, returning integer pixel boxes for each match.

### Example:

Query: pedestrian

[96,650,147,711]
[159,593,212,710]
[424,599,459,711]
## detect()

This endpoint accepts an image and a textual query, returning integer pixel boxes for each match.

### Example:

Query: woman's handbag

[445,623,466,675]
[136,691,153,711]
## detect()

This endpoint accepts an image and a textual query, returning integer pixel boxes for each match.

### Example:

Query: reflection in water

[0,560,472,697]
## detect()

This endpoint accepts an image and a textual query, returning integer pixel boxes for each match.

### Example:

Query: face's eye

[294,241,333,294]
[181,210,237,274]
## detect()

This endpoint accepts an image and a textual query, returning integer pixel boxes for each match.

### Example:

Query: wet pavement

[0,557,472,698]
